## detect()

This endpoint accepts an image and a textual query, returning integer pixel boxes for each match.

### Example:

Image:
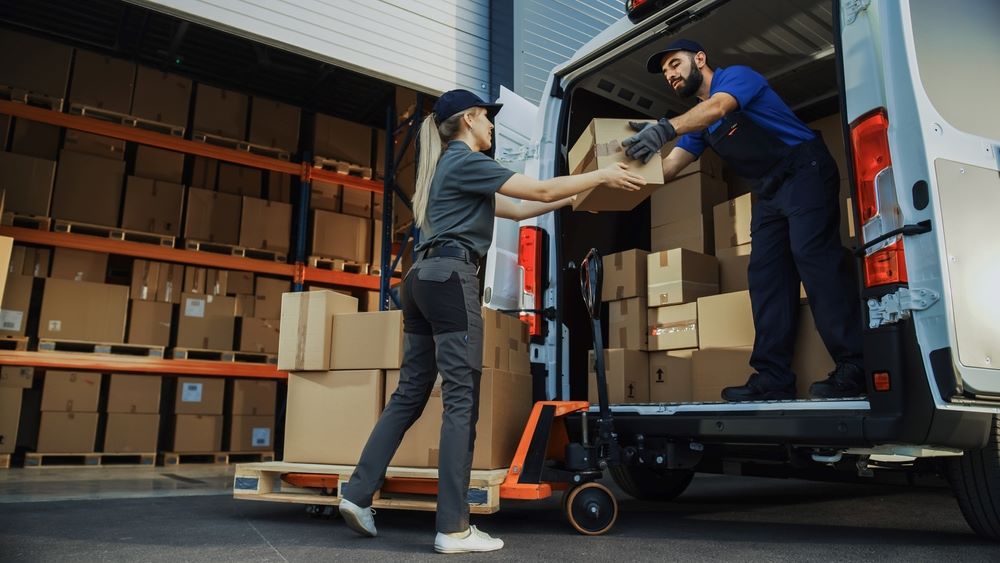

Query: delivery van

[484,0,1000,539]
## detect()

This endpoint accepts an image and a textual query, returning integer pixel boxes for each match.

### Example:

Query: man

[623,38,864,401]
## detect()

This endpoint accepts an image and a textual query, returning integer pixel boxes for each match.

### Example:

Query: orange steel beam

[0,351,287,379]
[302,266,389,289]
[310,168,383,194]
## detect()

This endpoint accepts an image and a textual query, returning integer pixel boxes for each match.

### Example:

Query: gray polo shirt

[414,140,515,258]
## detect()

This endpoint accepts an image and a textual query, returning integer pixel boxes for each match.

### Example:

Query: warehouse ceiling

[0,0,400,130]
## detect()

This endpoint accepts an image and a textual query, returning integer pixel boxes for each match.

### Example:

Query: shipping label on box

[609,297,648,351]
[175,377,224,414]
[646,249,719,306]
[649,303,698,351]
[601,249,648,302]
[568,118,664,212]
[587,349,650,404]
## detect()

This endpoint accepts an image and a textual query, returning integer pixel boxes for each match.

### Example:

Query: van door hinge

[843,0,871,25]
[867,287,940,328]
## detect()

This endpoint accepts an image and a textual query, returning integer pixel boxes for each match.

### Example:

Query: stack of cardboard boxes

[104,374,161,454]
[0,367,32,458]
[228,379,277,453]
[37,371,101,453]
[170,377,224,453]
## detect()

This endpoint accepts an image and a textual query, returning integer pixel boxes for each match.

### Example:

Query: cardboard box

[0,366,34,389]
[587,349,650,403]
[172,414,223,452]
[107,374,161,414]
[267,172,293,203]
[239,317,280,354]
[131,66,192,127]
[649,349,694,403]
[697,291,754,350]
[662,139,725,179]
[314,114,372,165]
[192,84,248,140]
[361,290,382,312]
[127,300,172,347]
[649,303,698,351]
[0,29,73,99]
[176,293,235,350]
[191,157,218,190]
[650,172,728,228]
[235,294,256,317]
[37,411,99,453]
[254,277,289,320]
[311,181,342,212]
[0,237,9,305]
[718,243,751,293]
[227,271,255,296]
[133,145,185,184]
[63,129,126,160]
[341,189,372,218]
[229,415,275,451]
[39,279,129,343]
[278,290,359,371]
[651,214,713,254]
[311,210,371,262]
[602,249,648,302]
[218,163,262,198]
[158,263,184,304]
[183,267,229,296]
[239,197,291,253]
[713,194,754,252]
[41,371,102,412]
[121,176,184,236]
[609,297,648,351]
[568,118,665,212]
[51,149,125,227]
[231,379,276,416]
[103,413,160,453]
[646,249,719,307]
[249,97,300,151]
[131,260,182,302]
[792,305,836,398]
[691,347,754,402]
[184,187,242,244]
[8,245,50,278]
[174,377,224,415]
[10,118,60,160]
[0,151,56,216]
[0,387,22,454]
[69,50,135,113]
[283,370,384,464]
[508,316,532,375]
[0,274,33,337]
[482,307,510,370]
[50,248,107,282]
[330,311,404,370]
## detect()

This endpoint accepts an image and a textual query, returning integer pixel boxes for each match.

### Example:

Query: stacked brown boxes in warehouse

[171,377,225,453]
[37,371,101,453]
[2,245,48,342]
[104,374,161,454]
[0,367,32,459]
[128,260,182,348]
[592,249,650,404]
[229,379,277,453]
[238,277,288,357]
[176,268,236,353]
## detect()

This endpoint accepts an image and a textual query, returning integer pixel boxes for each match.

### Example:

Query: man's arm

[662,146,698,183]
[668,92,738,136]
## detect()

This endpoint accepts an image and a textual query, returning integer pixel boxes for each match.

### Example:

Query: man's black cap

[432,89,503,124]
[645,38,705,73]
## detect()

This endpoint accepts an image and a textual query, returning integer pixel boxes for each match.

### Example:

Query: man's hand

[622,118,676,164]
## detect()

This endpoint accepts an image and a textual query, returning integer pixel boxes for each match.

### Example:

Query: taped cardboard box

[121,176,184,236]
[648,302,698,351]
[63,129,125,160]
[649,349,694,403]
[329,310,403,370]
[254,277,289,320]
[229,415,275,451]
[131,66,192,128]
[482,307,510,370]
[38,278,129,343]
[37,411,99,453]
[0,366,34,389]
[311,209,371,263]
[697,290,754,350]
[609,297,648,351]
[314,114,372,166]
[0,151,56,216]
[239,197,292,253]
[277,290,359,371]
[106,374,161,414]
[158,263,184,304]
[231,379,276,416]
[51,149,125,227]
[130,260,178,302]
[50,248,107,282]
[10,118,60,160]
[239,317,280,354]
[176,293,235,350]
[104,413,159,453]
[8,245,50,278]
[588,348,650,403]
[227,271,255,296]
[174,377,224,415]
[249,96,300,151]
[0,29,73,100]
[184,187,241,245]
[568,118,664,212]
[691,347,754,402]
[311,181,342,212]
[69,50,135,113]
[0,275,33,337]
[601,249,647,302]
[183,267,229,296]
[192,84,248,140]
[0,387,22,454]
[508,315,532,376]
[650,172,728,228]
[283,369,384,464]
[134,145,185,184]
[219,163,262,198]
[41,371,102,412]
[717,243,751,293]
[172,414,223,452]
[713,193,754,253]
[127,299,172,347]
[646,248,719,307]
[651,214,713,254]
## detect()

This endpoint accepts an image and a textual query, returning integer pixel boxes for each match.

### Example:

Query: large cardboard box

[69,50,135,114]
[314,114,372,165]
[229,415,275,451]
[341,189,372,218]
[127,300,172,347]
[568,118,664,212]
[8,245,50,278]
[0,275,33,337]
[51,150,125,227]
[649,302,698,351]
[0,366,34,389]
[176,293,235,350]
[267,172,293,203]
[239,197,292,253]
[713,194,754,252]
[249,97,300,151]
[37,412,99,453]
[792,305,836,398]
[649,349,694,403]
[227,271,255,296]
[172,414,223,452]
[174,377,224,415]
[10,118,60,160]
[50,248,107,282]
[239,317,280,354]
[235,294,256,317]
[508,316,531,375]
[191,157,219,190]
[131,260,182,302]
[254,277,289,320]
[0,387,22,454]
[104,413,159,453]
[41,371,102,412]
[192,84,248,140]
[587,349,650,403]
[184,187,242,244]
[63,130,125,160]
[278,290,359,371]
[311,181,342,212]
[218,163,262,198]
[283,370,384,464]
[133,145,185,184]
[697,291,755,350]
[646,248,719,307]
[651,214,713,254]
[650,172,728,228]
[718,243,751,293]
[38,279,129,343]
[311,210,371,262]
[121,176,184,236]
[329,311,404,370]
[691,347,754,402]
[107,374,161,414]
[0,30,73,100]
[131,66,192,127]
[0,151,56,216]
[601,249,648,302]
[482,307,510,370]
[609,297,647,351]
[231,379,276,416]
[183,267,229,296]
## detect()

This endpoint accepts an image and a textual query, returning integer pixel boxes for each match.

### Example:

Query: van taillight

[850,108,908,287]
[518,226,543,337]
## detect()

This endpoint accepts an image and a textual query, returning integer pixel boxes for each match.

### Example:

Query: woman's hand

[598,162,646,191]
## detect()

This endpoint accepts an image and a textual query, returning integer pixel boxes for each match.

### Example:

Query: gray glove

[622,118,676,164]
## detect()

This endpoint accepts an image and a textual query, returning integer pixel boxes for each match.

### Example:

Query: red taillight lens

[627,0,649,12]
[517,226,543,337]
[872,371,891,392]
[864,239,908,286]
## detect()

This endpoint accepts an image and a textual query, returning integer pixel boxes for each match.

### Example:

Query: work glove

[622,118,676,164]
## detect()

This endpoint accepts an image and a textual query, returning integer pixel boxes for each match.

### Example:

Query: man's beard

[675,63,703,98]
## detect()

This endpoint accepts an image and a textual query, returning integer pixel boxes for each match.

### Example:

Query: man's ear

[694,51,707,69]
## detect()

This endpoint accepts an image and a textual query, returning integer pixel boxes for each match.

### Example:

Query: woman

[339,89,644,553]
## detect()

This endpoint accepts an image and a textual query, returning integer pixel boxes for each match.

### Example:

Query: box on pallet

[52,149,125,227]
[239,317,280,354]
[646,248,718,307]
[176,292,235,350]
[341,189,372,218]
[568,118,664,212]
[41,371,102,412]
[314,114,372,166]
[38,278,129,343]
[601,249,647,301]
[649,349,694,403]
[107,374,161,414]
[69,50,135,113]
[239,197,292,253]
[277,290,359,371]
[231,380,276,416]
[131,66,192,128]
[104,413,160,453]
[121,176,184,236]
[329,311,404,370]
[37,412,99,453]
[50,248,107,282]
[172,414,224,452]
[0,275,32,337]
[10,118,60,160]
[0,387,23,454]
[184,187,242,245]
[127,300,172,347]
[218,163,262,198]
[0,29,73,100]
[587,349,650,403]
[192,84,248,140]
[134,145,185,184]
[609,297,647,350]
[311,181,342,212]
[0,152,56,217]
[230,415,275,451]
[63,130,125,159]
[191,157,219,190]
[174,377,224,415]
[267,172,293,203]
[249,97,300,151]
[648,302,698,351]
[311,210,371,263]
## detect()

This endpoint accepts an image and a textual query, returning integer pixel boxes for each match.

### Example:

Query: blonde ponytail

[413,113,441,229]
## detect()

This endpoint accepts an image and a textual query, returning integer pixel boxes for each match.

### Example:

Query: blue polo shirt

[676,66,815,158]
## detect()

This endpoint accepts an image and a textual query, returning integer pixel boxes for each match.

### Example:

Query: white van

[485,0,1000,539]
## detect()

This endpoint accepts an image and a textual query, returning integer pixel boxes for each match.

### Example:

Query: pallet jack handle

[579,249,619,467]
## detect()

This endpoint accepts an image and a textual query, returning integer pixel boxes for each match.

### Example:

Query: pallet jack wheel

[564,482,618,535]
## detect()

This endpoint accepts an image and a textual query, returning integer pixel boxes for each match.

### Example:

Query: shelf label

[252,427,272,447]
[185,297,206,318]
[0,309,23,332]
[181,382,203,403]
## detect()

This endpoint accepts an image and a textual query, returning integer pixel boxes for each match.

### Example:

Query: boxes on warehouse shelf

[106,374,161,414]
[121,176,184,236]
[10,118,60,160]
[314,114,372,166]
[239,197,292,254]
[63,130,125,160]
[51,149,125,227]
[0,366,34,389]
[36,412,99,453]
[311,210,371,263]
[38,278,129,343]
[104,413,160,453]
[131,66,193,128]
[184,187,242,245]
[192,84,249,140]
[231,380,276,416]
[41,371,102,413]
[239,317,280,355]
[0,275,33,337]
[183,268,229,296]
[218,163,262,198]
[0,151,56,217]
[174,377,225,415]
[176,293,236,351]
[127,300,172,347]
[253,278,289,320]
[8,245,50,278]
[131,260,183,303]
[0,387,23,454]
[249,96,301,151]
[49,248,106,283]
[0,29,73,101]
[69,49,135,114]
[171,415,224,452]
[133,145,185,184]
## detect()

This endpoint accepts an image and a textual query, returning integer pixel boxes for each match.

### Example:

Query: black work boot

[721,373,796,402]
[809,363,866,399]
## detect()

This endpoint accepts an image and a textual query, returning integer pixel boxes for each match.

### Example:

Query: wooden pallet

[38,339,165,358]
[0,336,30,352]
[163,451,275,466]
[0,84,63,111]
[68,103,185,137]
[233,462,506,514]
[0,454,10,469]
[184,239,287,263]
[191,131,291,161]
[24,452,157,468]
[53,220,176,248]
[313,156,373,179]
[308,255,370,275]
[1,211,52,231]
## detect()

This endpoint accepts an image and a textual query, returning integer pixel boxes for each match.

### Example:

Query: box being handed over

[568,118,664,212]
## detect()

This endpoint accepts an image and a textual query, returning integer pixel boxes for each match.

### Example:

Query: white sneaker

[434,525,504,554]
[339,498,377,537]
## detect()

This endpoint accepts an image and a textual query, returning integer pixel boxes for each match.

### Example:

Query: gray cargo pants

[340,255,483,533]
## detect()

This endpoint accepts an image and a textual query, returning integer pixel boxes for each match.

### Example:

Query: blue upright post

[379,107,395,311]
